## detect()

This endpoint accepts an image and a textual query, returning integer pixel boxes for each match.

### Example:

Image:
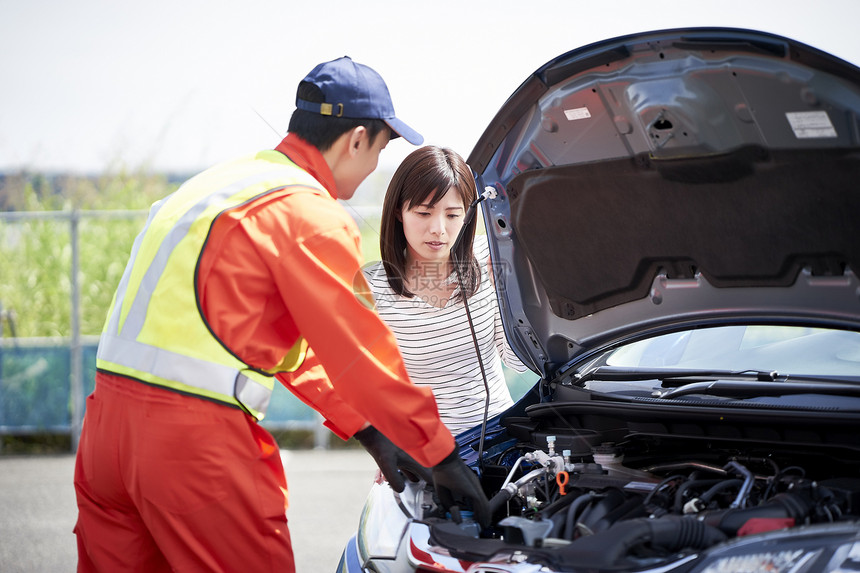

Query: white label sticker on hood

[786,110,837,138]
[564,107,592,121]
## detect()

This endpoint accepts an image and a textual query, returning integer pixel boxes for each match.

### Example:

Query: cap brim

[384,118,424,145]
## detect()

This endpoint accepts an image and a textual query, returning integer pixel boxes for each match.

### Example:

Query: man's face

[336,127,390,200]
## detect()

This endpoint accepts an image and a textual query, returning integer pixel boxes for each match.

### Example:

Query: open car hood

[469,27,860,379]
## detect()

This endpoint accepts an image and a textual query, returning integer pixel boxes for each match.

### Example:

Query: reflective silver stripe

[235,373,272,417]
[99,333,272,415]
[104,198,167,337]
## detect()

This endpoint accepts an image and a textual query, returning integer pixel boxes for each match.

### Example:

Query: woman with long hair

[364,146,526,435]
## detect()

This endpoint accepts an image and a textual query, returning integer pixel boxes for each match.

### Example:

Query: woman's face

[400,187,466,266]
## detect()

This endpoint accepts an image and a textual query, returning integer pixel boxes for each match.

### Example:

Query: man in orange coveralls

[73,56,489,572]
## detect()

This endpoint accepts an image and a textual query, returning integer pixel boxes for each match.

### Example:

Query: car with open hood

[339,27,860,573]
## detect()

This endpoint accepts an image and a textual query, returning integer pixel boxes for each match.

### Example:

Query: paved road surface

[0,449,378,572]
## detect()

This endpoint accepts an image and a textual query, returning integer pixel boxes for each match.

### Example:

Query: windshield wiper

[573,366,860,400]
[574,366,781,385]
[655,379,860,400]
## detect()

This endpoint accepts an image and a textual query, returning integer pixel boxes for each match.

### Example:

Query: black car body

[340,27,860,573]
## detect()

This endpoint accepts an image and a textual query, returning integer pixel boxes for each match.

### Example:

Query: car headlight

[356,482,409,561]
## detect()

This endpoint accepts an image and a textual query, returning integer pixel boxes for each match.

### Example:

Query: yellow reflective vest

[96,150,317,420]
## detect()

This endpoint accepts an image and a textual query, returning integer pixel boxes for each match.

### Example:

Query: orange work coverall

[74,133,454,572]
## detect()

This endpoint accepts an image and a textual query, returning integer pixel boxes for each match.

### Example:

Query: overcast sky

[2,0,859,176]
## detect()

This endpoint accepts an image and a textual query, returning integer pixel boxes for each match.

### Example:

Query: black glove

[354,425,432,493]
[432,448,490,528]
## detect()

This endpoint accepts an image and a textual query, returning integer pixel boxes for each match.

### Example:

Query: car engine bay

[415,385,860,570]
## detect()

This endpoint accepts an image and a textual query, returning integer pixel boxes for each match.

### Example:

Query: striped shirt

[364,236,526,435]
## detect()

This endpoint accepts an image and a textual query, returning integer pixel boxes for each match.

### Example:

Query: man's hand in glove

[432,448,491,528]
[353,425,432,493]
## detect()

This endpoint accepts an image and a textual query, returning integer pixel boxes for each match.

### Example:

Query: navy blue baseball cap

[296,56,423,145]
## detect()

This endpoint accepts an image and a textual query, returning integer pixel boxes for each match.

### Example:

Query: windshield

[603,325,860,377]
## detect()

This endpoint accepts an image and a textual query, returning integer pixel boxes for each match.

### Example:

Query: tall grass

[1,172,170,338]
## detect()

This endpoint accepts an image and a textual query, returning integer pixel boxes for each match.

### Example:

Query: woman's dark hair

[379,145,480,301]
[288,81,389,150]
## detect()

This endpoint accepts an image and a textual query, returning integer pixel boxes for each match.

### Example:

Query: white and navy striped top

[363,236,526,435]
